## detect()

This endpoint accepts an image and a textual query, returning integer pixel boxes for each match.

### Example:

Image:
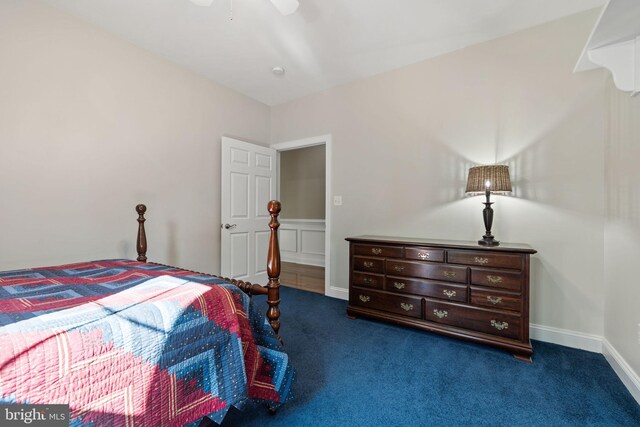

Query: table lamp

[465,165,512,246]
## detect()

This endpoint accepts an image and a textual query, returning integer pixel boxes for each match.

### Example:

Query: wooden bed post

[136,204,148,262]
[266,200,282,341]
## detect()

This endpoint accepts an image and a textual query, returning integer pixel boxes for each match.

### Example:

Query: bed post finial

[266,200,282,342]
[136,204,147,262]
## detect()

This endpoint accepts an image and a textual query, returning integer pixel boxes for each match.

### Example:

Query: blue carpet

[221,287,640,426]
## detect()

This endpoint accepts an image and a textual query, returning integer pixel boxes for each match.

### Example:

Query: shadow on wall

[351,72,606,240]
[167,221,179,267]
[503,86,605,217]
[117,240,131,259]
[606,83,640,225]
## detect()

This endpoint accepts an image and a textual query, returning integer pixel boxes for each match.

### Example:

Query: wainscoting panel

[280,219,325,266]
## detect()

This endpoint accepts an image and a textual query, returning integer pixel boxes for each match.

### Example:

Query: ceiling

[43,0,606,106]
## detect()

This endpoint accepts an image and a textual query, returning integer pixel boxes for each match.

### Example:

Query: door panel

[230,232,249,278]
[255,153,272,169]
[255,231,270,275]
[231,147,249,165]
[230,172,249,218]
[255,175,272,218]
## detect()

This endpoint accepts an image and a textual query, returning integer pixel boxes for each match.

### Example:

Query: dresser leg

[513,354,532,363]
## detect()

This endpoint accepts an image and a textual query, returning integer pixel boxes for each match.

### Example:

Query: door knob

[223,223,237,230]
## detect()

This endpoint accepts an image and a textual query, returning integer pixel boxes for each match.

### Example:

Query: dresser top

[346,235,536,254]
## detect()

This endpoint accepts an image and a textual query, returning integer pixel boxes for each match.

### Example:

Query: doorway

[272,135,332,296]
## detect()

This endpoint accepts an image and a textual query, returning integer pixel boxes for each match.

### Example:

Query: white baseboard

[530,323,603,353]
[325,285,348,300]
[602,339,640,405]
[281,255,325,267]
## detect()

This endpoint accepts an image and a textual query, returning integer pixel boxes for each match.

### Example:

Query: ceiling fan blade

[270,0,299,15]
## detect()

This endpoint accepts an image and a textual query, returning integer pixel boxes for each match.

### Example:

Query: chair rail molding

[575,0,640,96]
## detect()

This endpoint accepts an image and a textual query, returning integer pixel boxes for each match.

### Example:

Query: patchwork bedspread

[0,260,294,426]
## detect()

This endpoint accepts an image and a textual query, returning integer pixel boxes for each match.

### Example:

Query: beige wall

[604,82,640,376]
[0,0,270,273]
[280,145,326,219]
[271,10,608,336]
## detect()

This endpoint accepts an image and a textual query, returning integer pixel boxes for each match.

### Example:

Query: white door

[221,136,276,285]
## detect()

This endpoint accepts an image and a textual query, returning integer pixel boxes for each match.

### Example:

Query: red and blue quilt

[0,260,294,426]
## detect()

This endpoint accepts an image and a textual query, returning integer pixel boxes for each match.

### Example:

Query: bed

[0,201,294,426]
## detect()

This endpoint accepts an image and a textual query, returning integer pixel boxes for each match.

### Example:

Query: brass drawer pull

[371,248,382,255]
[363,261,374,268]
[474,257,489,264]
[486,275,503,284]
[491,320,509,331]
[487,296,502,305]
[418,252,430,260]
[359,295,371,303]
[400,303,414,311]
[393,282,406,290]
[443,271,456,279]
[442,290,456,298]
[363,277,374,284]
[433,309,448,319]
[393,265,405,272]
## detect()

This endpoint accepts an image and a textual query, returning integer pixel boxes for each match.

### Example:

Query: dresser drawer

[354,244,403,258]
[385,276,467,302]
[386,260,468,283]
[470,268,522,291]
[470,287,521,312]
[404,247,444,263]
[448,250,523,270]
[353,256,385,274]
[352,289,422,318]
[424,299,522,340]
[352,272,384,289]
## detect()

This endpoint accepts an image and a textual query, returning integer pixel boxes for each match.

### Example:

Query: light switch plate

[333,195,342,206]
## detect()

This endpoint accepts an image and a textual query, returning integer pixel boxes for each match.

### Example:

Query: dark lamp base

[478,190,500,247]
[478,238,500,247]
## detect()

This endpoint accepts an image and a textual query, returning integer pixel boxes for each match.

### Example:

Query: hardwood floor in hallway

[280,262,324,294]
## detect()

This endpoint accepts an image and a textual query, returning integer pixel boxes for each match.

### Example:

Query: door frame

[271,134,341,299]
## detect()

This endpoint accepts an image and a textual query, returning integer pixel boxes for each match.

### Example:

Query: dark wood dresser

[346,236,537,361]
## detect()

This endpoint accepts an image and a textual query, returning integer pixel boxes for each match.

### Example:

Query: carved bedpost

[136,204,148,262]
[266,200,282,342]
